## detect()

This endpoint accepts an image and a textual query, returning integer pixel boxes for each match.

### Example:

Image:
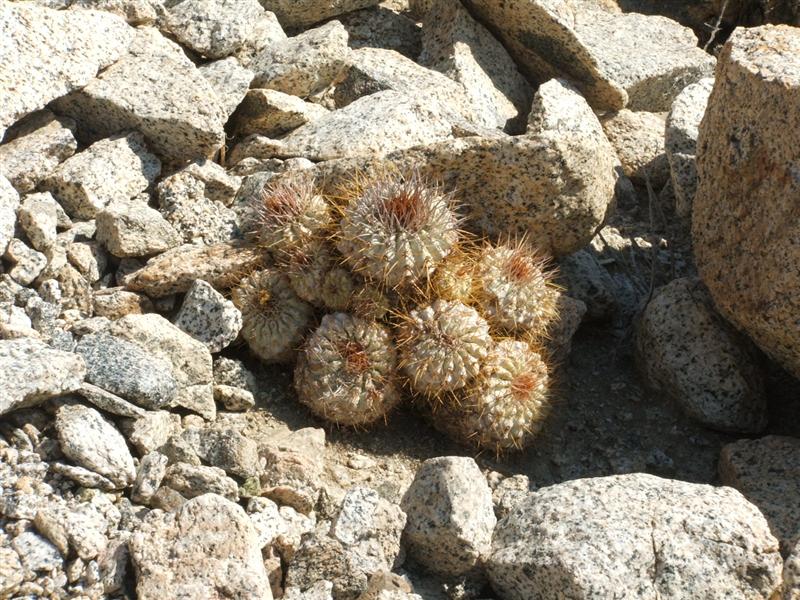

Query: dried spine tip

[295,313,400,426]
[397,299,492,394]
[252,177,331,254]
[477,239,559,337]
[442,340,550,452]
[232,268,313,363]
[336,170,459,289]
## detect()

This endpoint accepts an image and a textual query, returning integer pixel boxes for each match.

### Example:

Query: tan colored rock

[231,89,329,137]
[692,25,800,379]
[262,0,380,28]
[601,109,670,187]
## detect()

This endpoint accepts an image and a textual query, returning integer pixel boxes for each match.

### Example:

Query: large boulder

[489,473,783,599]
[462,0,714,111]
[692,25,800,379]
[260,0,380,29]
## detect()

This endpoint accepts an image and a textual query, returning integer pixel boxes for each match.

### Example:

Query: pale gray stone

[0,174,18,255]
[546,293,587,363]
[124,410,182,456]
[198,57,253,119]
[214,385,255,411]
[233,10,286,68]
[12,530,62,573]
[784,540,800,600]
[4,238,47,285]
[0,337,85,416]
[174,279,242,353]
[231,88,329,138]
[338,5,420,59]
[0,542,23,596]
[163,463,239,500]
[50,461,118,491]
[559,248,618,321]
[75,332,178,409]
[177,159,241,206]
[51,27,227,162]
[260,428,325,514]
[637,277,767,433]
[489,473,783,600]
[0,2,134,136]
[180,427,259,479]
[129,493,272,599]
[162,0,263,59]
[285,534,370,600]
[68,0,159,25]
[666,77,713,217]
[0,111,77,193]
[43,132,161,220]
[18,192,60,252]
[76,382,147,419]
[250,20,350,98]
[463,0,715,111]
[55,404,136,488]
[131,451,169,505]
[96,198,182,258]
[401,456,496,577]
[262,0,380,28]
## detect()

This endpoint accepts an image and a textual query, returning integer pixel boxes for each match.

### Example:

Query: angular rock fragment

[174,279,242,353]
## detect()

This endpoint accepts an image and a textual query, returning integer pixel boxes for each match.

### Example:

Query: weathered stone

[339,5,420,59]
[665,78,713,217]
[198,57,253,119]
[401,456,496,577]
[214,385,256,411]
[0,111,77,193]
[260,427,325,514]
[12,530,62,573]
[51,27,227,162]
[66,241,107,284]
[419,0,531,131]
[55,404,136,488]
[50,461,118,491]
[162,0,263,59]
[231,88,329,137]
[130,494,272,599]
[0,542,23,596]
[132,451,169,505]
[636,278,766,433]
[693,26,800,378]
[0,338,85,416]
[18,192,59,252]
[463,0,714,111]
[0,175,18,255]
[233,10,286,68]
[122,241,262,297]
[96,198,182,258]
[213,357,257,410]
[285,534,370,600]
[93,288,154,320]
[559,248,618,320]
[785,540,800,600]
[488,473,783,599]
[262,0,380,28]
[181,427,260,479]
[43,132,161,220]
[76,382,147,419]
[4,238,47,285]
[124,410,183,456]
[250,21,349,99]
[601,109,670,187]
[75,333,178,409]
[163,463,239,500]
[719,436,800,553]
[174,279,242,353]
[0,2,133,136]
[284,580,334,600]
[173,159,242,206]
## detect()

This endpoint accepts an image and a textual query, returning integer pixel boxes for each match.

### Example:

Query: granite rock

[130,493,272,599]
[262,0,380,28]
[231,88,329,138]
[559,248,618,321]
[488,473,783,599]
[233,10,286,68]
[401,456,496,577]
[132,451,169,505]
[0,111,77,194]
[285,534,370,600]
[260,427,325,514]
[4,238,47,286]
[92,288,154,320]
[124,410,183,456]
[163,463,239,500]
[76,382,147,419]
[338,5,420,59]
[96,198,182,258]
[51,27,227,162]
[636,277,767,433]
[785,540,800,600]
[0,337,86,416]
[0,175,18,255]
[43,132,161,220]
[198,57,253,119]
[55,404,136,488]
[601,109,670,187]
[18,192,60,252]
[181,427,260,479]
[174,279,242,353]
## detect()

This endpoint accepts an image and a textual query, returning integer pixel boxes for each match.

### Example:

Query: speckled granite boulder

[719,436,800,553]
[559,248,618,321]
[122,241,261,297]
[233,10,286,68]
[233,90,453,162]
[55,404,135,488]
[261,0,380,28]
[401,456,496,577]
[163,463,239,500]
[0,175,20,256]
[601,109,670,188]
[0,111,77,194]
[51,27,227,162]
[488,473,783,599]
[338,5,421,59]
[161,0,264,59]
[636,277,766,433]
[198,57,253,119]
[18,192,60,252]
[693,26,800,379]
[75,332,178,409]
[180,427,260,479]
[4,238,47,286]
[250,20,349,98]
[0,338,86,415]
[0,2,133,136]
[68,0,158,25]
[462,0,714,111]
[132,451,169,505]
[213,357,256,411]
[130,493,272,600]
[231,89,329,137]
[123,410,183,455]
[174,279,242,353]
[285,534,371,600]
[785,541,800,600]
[418,0,531,131]
[76,382,146,419]
[665,78,713,217]
[260,428,325,514]
[43,132,161,220]
[96,198,182,258]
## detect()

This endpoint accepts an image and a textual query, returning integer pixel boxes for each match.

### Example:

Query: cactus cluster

[233,169,564,453]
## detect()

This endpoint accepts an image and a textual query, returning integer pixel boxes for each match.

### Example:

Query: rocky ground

[1,0,799,599]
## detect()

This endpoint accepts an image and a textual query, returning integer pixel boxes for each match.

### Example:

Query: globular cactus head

[336,170,460,290]
[476,238,559,339]
[396,299,492,395]
[252,177,332,255]
[350,284,393,322]
[281,239,332,306]
[294,312,400,427]
[430,339,550,453]
[321,267,356,312]
[428,245,479,305]
[232,268,313,363]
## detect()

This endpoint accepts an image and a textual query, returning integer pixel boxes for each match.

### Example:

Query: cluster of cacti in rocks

[231,168,563,453]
